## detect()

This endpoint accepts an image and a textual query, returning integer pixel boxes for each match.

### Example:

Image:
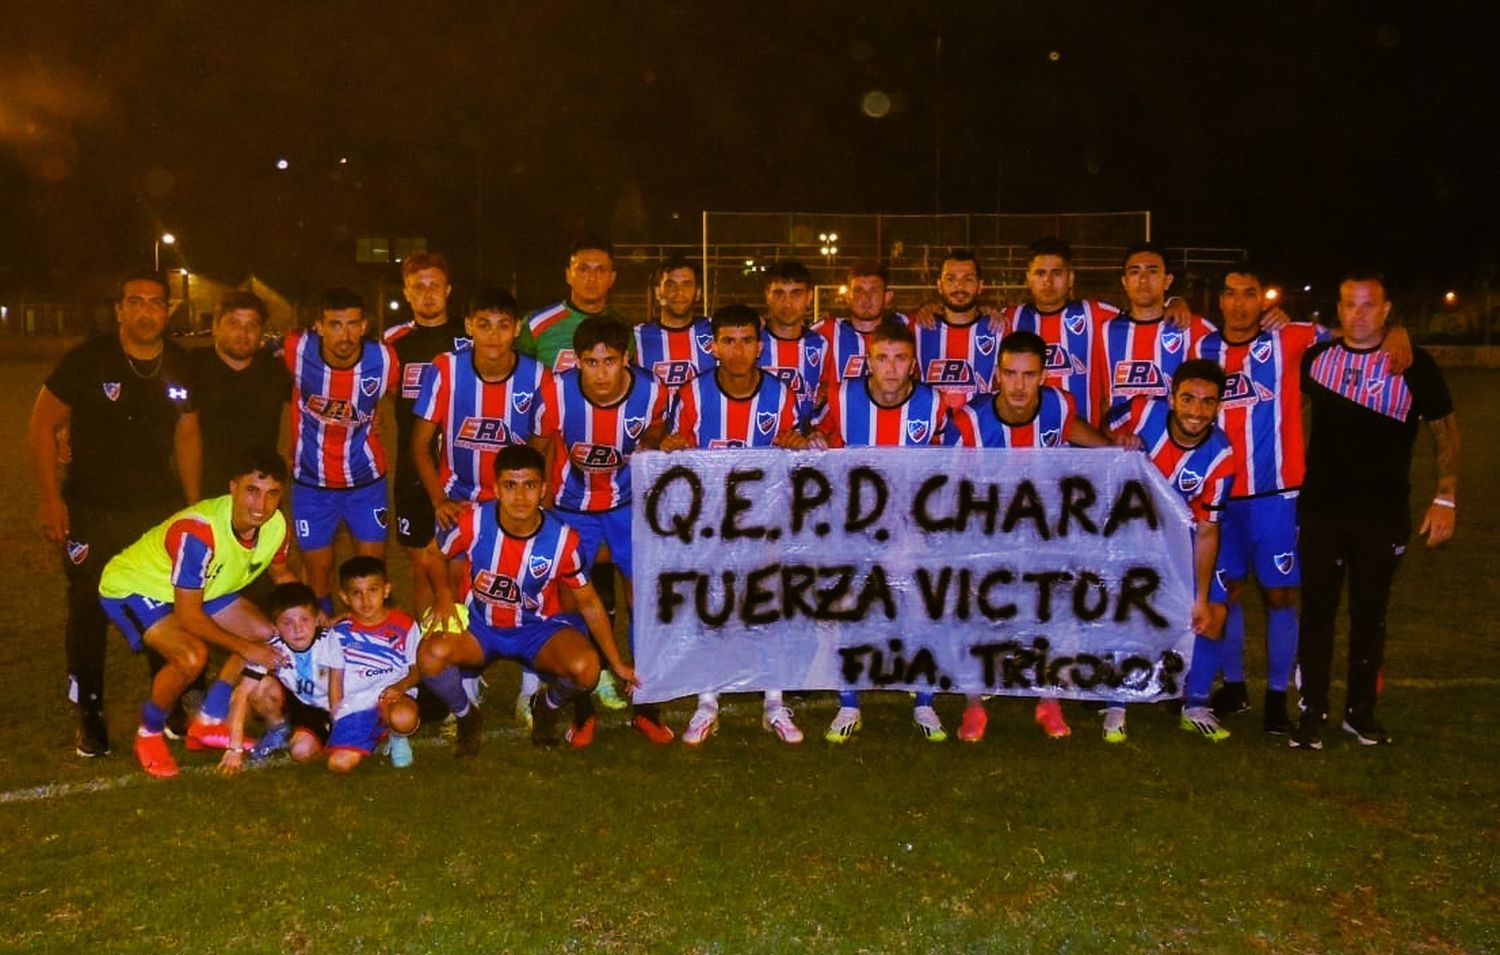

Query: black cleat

[1341,709,1391,746]
[453,706,484,759]
[1263,690,1293,736]
[1210,681,1251,719]
[75,708,111,758]
[1289,710,1325,751]
[531,690,562,747]
[164,700,190,741]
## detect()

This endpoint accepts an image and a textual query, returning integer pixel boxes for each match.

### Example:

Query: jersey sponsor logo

[1041,428,1062,447]
[756,411,778,435]
[1273,551,1296,576]
[804,345,822,367]
[975,333,997,356]
[1113,360,1164,391]
[927,358,973,385]
[1176,467,1203,495]
[1221,372,1258,407]
[456,416,513,448]
[906,419,929,444]
[570,443,623,470]
[1254,382,1276,402]
[554,348,577,372]
[842,355,867,378]
[624,415,647,439]
[66,540,89,565]
[1065,313,1087,336]
[1250,339,1274,364]
[1161,330,1184,354]
[768,366,804,392]
[304,394,361,422]
[1341,369,1362,389]
[472,570,521,605]
[707,438,747,449]
[360,376,382,397]
[512,390,534,415]
[652,360,696,388]
[1043,344,1071,372]
[696,333,715,354]
[102,382,121,402]
[167,385,189,401]
[528,555,552,579]
[402,363,429,399]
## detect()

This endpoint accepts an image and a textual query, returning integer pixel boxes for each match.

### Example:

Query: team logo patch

[1250,340,1274,364]
[1161,330,1184,354]
[1176,467,1203,494]
[1065,313,1087,336]
[374,507,389,529]
[529,555,553,578]
[454,336,473,351]
[456,416,511,448]
[512,390,534,414]
[906,420,929,444]
[102,383,121,402]
[804,345,822,367]
[1273,551,1296,575]
[66,540,89,565]
[1366,378,1385,394]
[974,333,997,356]
[1041,428,1062,447]
[361,376,381,397]
[624,415,646,439]
[473,570,521,605]
[1214,568,1228,591]
[756,411,778,435]
[696,333,715,353]
[842,355,867,378]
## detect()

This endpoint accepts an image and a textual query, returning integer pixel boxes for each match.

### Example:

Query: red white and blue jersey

[816,315,909,384]
[818,379,946,448]
[414,351,550,503]
[672,370,799,449]
[535,368,669,512]
[942,386,1079,449]
[437,508,588,630]
[161,514,290,591]
[284,329,399,488]
[633,317,716,395]
[1195,324,1329,498]
[327,609,420,714]
[915,316,1000,412]
[760,326,827,424]
[1003,299,1117,425]
[1095,314,1216,427]
[1110,397,1236,524]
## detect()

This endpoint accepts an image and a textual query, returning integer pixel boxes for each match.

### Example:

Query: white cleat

[763,705,804,745]
[681,704,719,747]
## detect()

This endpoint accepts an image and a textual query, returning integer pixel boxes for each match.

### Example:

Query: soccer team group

[27,237,1461,780]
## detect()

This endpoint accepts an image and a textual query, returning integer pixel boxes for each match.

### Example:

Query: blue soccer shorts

[101,592,241,652]
[470,613,587,672]
[554,506,633,580]
[1211,492,1301,603]
[292,480,390,550]
[327,707,383,754]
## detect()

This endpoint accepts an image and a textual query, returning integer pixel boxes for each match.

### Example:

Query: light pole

[155,232,176,271]
[819,232,839,271]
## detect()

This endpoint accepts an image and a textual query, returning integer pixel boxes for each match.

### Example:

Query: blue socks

[424,667,470,718]
[140,700,168,734]
[1221,602,1246,683]
[200,679,234,722]
[1185,635,1225,708]
[1266,606,1298,692]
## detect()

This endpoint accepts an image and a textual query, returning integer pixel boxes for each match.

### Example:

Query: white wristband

[1432,498,1456,509]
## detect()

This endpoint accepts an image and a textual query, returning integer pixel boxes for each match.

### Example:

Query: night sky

[3,1,1497,302]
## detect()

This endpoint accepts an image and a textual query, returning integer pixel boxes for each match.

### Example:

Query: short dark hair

[573,315,631,356]
[1220,260,1265,288]
[1340,268,1387,294]
[941,249,983,281]
[401,251,450,281]
[571,236,615,261]
[1172,359,1227,397]
[494,443,547,479]
[467,287,521,320]
[338,555,387,588]
[1028,237,1074,266]
[216,290,268,323]
[322,287,364,312]
[870,319,915,350]
[116,269,169,303]
[711,303,762,337]
[764,260,813,288]
[1122,241,1170,271]
[654,256,702,286]
[230,446,289,485]
[266,581,319,623]
[846,259,889,285]
[999,330,1047,362]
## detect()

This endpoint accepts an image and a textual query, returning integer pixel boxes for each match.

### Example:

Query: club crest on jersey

[653,360,695,388]
[624,416,646,439]
[1366,377,1385,395]
[1041,428,1062,447]
[906,420,929,444]
[1274,551,1296,575]
[1065,313,1087,336]
[696,333,715,353]
[756,411,778,435]
[927,358,973,385]
[975,333,997,356]
[361,376,381,397]
[454,336,473,351]
[1176,468,1203,494]
[66,540,89,565]
[472,570,521,605]
[1161,330,1184,354]
[842,355,867,378]
[1250,339,1274,364]
[402,363,428,399]
[1113,360,1164,391]
[1215,568,1227,590]
[102,382,121,401]
[804,345,822,367]
[571,443,623,470]
[528,555,552,579]
[512,390,534,414]
[456,416,511,448]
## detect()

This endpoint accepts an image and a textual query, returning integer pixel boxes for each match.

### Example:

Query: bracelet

[1432,498,1456,509]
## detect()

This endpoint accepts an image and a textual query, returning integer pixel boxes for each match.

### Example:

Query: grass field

[2,357,1497,954]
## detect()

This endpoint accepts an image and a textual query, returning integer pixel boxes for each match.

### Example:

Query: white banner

[629,447,1195,704]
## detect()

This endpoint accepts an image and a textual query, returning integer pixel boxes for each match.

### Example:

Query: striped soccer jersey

[942,386,1079,449]
[759,325,828,424]
[1111,397,1236,524]
[535,367,669,511]
[1003,298,1117,425]
[914,314,1001,412]
[284,329,399,488]
[1095,313,1216,426]
[816,315,908,385]
[633,317,717,395]
[437,508,589,629]
[672,369,799,449]
[819,378,946,448]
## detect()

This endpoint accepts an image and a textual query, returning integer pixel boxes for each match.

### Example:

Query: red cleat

[565,715,597,749]
[1034,698,1072,738]
[958,703,988,743]
[185,718,255,752]
[631,713,675,745]
[134,732,179,778]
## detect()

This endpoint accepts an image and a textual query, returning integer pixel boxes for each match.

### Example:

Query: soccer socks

[1266,606,1298,692]
[199,680,234,723]
[140,700,168,735]
[519,669,542,698]
[425,667,471,718]
[544,678,585,710]
[839,690,859,707]
[1221,602,1247,683]
[1185,634,1225,708]
[764,689,784,710]
[915,691,935,707]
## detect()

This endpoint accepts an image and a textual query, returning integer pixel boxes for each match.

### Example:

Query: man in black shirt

[28,270,201,757]
[190,291,290,498]
[1293,271,1460,750]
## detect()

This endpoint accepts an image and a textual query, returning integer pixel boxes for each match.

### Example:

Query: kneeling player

[99,449,296,778]
[218,582,336,774]
[419,444,638,753]
[324,557,422,771]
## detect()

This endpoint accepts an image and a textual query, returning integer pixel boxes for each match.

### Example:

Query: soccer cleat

[134,732,179,778]
[463,672,488,706]
[454,706,485,759]
[439,713,458,743]
[164,700,189,741]
[681,704,719,747]
[530,691,562,747]
[185,718,254,752]
[762,705,804,744]
[565,715,597,749]
[1180,706,1231,742]
[1289,710,1325,750]
[1209,680,1251,719]
[1035,698,1071,738]
[1102,708,1128,744]
[958,703,988,743]
[630,712,675,745]
[75,708,110,758]
[913,705,947,743]
[249,722,292,761]
[1263,690,1293,736]
[1341,710,1391,746]
[593,671,630,711]
[387,735,413,768]
[514,691,534,731]
[824,707,862,744]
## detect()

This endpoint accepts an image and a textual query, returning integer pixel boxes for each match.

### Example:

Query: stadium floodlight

[155,232,176,271]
